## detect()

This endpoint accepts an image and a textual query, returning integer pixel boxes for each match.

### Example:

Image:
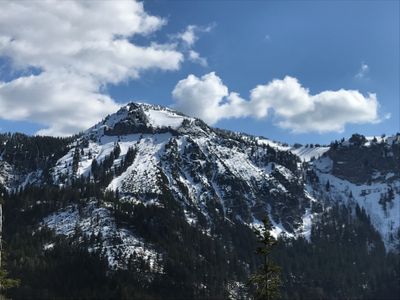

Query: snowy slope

[0,160,13,189]
[107,133,171,196]
[291,145,330,162]
[42,201,162,271]
[256,138,330,162]
[310,152,400,251]
[144,108,186,129]
[256,137,290,151]
[50,102,312,240]
[45,104,400,252]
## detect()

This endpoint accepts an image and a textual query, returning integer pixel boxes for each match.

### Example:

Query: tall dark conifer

[250,217,281,300]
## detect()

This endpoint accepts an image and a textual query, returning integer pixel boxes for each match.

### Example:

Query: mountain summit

[86,103,196,137]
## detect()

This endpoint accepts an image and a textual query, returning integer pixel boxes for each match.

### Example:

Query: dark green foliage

[0,130,399,299]
[379,187,395,213]
[325,180,330,191]
[0,197,20,295]
[249,218,281,300]
[273,203,400,300]
[0,132,72,183]
[0,267,19,291]
[113,142,121,158]
[89,146,137,187]
[123,146,137,170]
[2,182,400,299]
[349,134,367,147]
[2,184,260,299]
[72,148,80,176]
[328,135,400,184]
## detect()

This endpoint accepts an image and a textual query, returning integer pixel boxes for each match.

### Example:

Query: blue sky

[0,0,398,144]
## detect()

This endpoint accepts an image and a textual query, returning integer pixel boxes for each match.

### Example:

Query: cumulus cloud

[175,24,213,67]
[172,72,381,133]
[355,62,369,79]
[173,72,229,124]
[0,0,184,136]
[0,71,120,136]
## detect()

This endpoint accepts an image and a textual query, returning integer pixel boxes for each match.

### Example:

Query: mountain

[51,103,313,237]
[0,103,399,299]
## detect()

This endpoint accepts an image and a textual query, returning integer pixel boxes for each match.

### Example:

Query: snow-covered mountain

[0,103,399,298]
[1,103,399,250]
[50,103,314,239]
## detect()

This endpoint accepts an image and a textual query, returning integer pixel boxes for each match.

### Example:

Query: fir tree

[0,195,19,295]
[325,180,330,192]
[72,148,80,176]
[249,217,281,300]
[113,143,121,158]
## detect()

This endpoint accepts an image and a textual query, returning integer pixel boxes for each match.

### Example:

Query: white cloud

[0,71,120,136]
[0,0,184,136]
[172,72,229,124]
[177,24,214,47]
[355,62,369,79]
[172,72,381,133]
[188,50,208,67]
[179,25,198,47]
[176,24,213,67]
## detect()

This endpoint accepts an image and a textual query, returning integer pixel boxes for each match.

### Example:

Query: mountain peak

[86,102,197,138]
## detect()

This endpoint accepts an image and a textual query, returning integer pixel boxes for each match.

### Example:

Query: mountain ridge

[1,102,398,247]
[0,102,399,299]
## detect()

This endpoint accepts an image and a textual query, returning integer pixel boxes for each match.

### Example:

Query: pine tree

[325,180,330,192]
[387,187,394,202]
[72,148,80,176]
[249,217,281,300]
[0,267,19,293]
[113,143,121,158]
[0,196,19,295]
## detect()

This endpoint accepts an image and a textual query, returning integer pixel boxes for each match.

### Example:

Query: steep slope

[306,134,400,250]
[51,103,311,237]
[291,144,330,162]
[2,104,398,254]
[0,133,72,190]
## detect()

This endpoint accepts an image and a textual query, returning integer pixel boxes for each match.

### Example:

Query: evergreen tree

[113,143,121,158]
[325,180,330,192]
[0,266,19,294]
[72,148,80,176]
[0,196,19,295]
[249,218,281,300]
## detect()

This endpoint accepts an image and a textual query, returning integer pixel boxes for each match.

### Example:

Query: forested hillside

[0,103,398,299]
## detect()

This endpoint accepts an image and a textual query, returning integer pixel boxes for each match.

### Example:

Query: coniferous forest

[1,181,399,299]
[0,128,399,299]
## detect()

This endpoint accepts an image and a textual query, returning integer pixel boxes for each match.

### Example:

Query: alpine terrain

[0,103,399,299]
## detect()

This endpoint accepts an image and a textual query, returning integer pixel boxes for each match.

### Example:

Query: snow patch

[144,109,186,129]
[291,146,329,162]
